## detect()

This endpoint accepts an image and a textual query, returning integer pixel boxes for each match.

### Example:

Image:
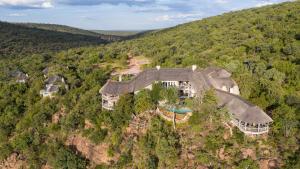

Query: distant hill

[17,23,123,42]
[0,22,121,57]
[18,23,102,37]
[91,30,145,37]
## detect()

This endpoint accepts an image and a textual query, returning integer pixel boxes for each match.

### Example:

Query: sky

[0,0,292,30]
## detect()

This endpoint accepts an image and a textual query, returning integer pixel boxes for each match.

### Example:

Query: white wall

[229,85,240,95]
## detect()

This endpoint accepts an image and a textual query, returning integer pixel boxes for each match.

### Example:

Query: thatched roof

[100,68,211,95]
[203,67,237,89]
[100,66,272,124]
[48,85,59,93]
[11,70,28,81]
[100,67,239,95]
[100,80,133,95]
[45,75,64,84]
[215,89,273,124]
[40,84,60,95]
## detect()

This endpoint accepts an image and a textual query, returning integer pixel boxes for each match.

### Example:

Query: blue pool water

[167,108,192,114]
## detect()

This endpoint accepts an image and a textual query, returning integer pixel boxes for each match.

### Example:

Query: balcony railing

[102,95,119,101]
[231,119,269,135]
[102,103,114,110]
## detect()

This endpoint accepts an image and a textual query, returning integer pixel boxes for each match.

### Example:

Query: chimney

[192,65,197,71]
[156,65,161,70]
[119,74,122,82]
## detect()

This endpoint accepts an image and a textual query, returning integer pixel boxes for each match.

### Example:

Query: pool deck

[167,107,192,114]
[156,107,192,124]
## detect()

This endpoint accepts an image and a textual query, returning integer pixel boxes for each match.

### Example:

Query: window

[103,99,108,104]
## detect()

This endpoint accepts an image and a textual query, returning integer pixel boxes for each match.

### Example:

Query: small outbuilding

[40,75,66,98]
[11,70,28,83]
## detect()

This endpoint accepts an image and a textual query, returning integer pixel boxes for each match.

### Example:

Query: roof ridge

[215,89,254,105]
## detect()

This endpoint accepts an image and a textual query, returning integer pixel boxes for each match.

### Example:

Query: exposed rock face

[187,152,195,159]
[84,119,94,129]
[52,107,66,124]
[66,134,117,165]
[259,159,279,169]
[218,146,230,161]
[41,163,53,169]
[196,166,209,169]
[241,148,256,160]
[0,153,27,169]
[268,159,279,169]
[126,111,153,136]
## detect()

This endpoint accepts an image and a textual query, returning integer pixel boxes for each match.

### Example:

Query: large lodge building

[100,65,273,135]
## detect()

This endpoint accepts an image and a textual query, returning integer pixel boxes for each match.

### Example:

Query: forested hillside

[18,23,104,37]
[0,1,299,169]
[126,1,300,106]
[0,22,116,58]
[18,23,123,41]
[91,30,143,37]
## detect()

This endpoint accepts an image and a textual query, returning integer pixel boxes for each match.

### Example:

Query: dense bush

[0,1,299,168]
[0,22,110,58]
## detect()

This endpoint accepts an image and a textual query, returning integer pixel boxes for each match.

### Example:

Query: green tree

[160,87,179,107]
[111,93,134,129]
[134,89,154,113]
[150,82,163,106]
[236,159,259,169]
[0,143,12,161]
[149,116,180,168]
[272,104,297,137]
[51,146,88,169]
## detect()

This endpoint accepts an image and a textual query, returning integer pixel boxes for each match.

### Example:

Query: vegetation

[134,89,154,114]
[135,116,180,169]
[91,30,144,37]
[0,1,299,168]
[19,23,105,37]
[0,21,111,57]
[48,143,88,169]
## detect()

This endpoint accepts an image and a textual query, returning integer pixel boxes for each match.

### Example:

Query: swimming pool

[167,107,192,114]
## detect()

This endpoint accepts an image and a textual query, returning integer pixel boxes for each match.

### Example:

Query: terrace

[231,118,270,135]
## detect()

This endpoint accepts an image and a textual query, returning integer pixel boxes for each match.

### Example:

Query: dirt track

[116,54,150,75]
